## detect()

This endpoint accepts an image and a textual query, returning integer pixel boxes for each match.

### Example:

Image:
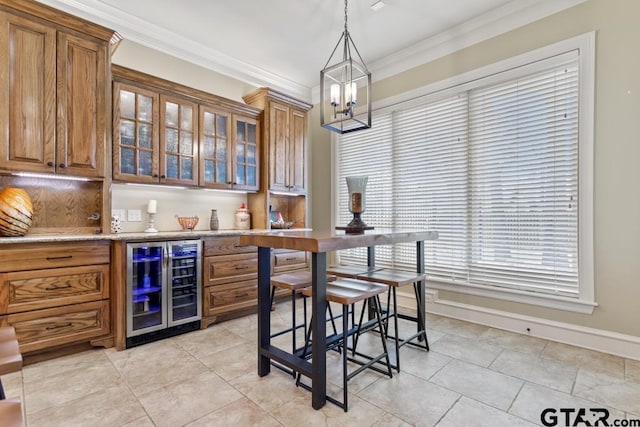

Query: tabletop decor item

[209,209,219,231]
[110,215,122,233]
[176,215,199,231]
[335,175,374,234]
[0,187,33,237]
[145,199,158,233]
[235,203,250,230]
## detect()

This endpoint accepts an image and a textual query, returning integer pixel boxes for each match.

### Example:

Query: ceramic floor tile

[230,369,311,412]
[172,326,247,359]
[573,368,640,414]
[490,349,577,393]
[1,370,23,399]
[625,358,640,383]
[541,341,625,378]
[426,316,491,339]
[22,359,123,414]
[270,387,385,427]
[510,381,626,425]
[436,397,537,427]
[198,341,257,381]
[478,328,548,355]
[138,371,243,427]
[388,340,451,381]
[358,372,459,426]
[185,396,281,427]
[371,412,414,427]
[430,334,503,367]
[431,359,523,410]
[21,348,108,383]
[119,416,155,427]
[25,384,145,427]
[106,340,208,396]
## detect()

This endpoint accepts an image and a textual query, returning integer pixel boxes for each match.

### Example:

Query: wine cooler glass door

[127,242,167,336]
[168,240,202,326]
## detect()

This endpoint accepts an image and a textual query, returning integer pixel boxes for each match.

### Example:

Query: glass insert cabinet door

[160,95,198,186]
[233,116,259,191]
[167,241,202,325]
[199,106,231,189]
[113,82,160,183]
[126,242,166,336]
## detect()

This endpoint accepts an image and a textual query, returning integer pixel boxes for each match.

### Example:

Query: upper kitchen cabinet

[112,81,160,183]
[112,65,261,190]
[242,88,312,194]
[0,1,113,178]
[199,106,259,192]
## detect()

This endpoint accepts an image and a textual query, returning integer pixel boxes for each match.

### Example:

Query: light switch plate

[127,209,142,222]
[112,209,126,221]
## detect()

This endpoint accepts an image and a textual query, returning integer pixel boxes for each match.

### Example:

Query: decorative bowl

[176,215,199,230]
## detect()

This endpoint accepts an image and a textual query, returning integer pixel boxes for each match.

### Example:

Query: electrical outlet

[127,209,142,222]
[112,209,126,221]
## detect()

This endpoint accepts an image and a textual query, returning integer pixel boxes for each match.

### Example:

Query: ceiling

[37,0,584,101]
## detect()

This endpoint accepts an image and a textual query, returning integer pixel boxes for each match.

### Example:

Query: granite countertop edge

[0,228,312,244]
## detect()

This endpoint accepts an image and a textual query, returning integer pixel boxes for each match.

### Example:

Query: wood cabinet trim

[112,65,262,118]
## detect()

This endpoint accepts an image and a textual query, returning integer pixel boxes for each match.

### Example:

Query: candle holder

[336,175,374,234]
[144,212,158,233]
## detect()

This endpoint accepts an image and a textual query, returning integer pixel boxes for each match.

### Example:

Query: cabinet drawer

[0,300,110,354]
[0,241,110,273]
[0,264,109,314]
[204,236,256,256]
[204,280,257,316]
[204,253,257,286]
[273,250,308,274]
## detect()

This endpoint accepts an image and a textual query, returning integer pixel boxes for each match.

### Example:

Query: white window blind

[337,52,584,302]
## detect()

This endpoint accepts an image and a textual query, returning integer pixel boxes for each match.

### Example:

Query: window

[336,33,595,313]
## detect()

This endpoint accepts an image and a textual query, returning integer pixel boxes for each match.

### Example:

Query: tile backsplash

[111,183,248,233]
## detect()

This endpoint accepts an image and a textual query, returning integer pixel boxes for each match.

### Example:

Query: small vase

[209,209,219,231]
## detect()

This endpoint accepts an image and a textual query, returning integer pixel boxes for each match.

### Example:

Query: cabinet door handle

[46,322,72,330]
[153,174,159,178]
[47,161,54,167]
[59,163,66,168]
[45,284,73,291]
[160,175,166,179]
[235,293,248,299]
[46,255,73,261]
[285,257,297,261]
[235,265,249,270]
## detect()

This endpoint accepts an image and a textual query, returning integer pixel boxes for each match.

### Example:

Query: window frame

[333,32,595,313]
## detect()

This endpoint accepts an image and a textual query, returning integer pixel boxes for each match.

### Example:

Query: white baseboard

[396,289,640,361]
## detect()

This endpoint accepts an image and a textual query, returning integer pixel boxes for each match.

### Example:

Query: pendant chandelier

[320,0,371,134]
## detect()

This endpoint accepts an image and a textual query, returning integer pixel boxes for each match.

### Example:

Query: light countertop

[0,228,311,245]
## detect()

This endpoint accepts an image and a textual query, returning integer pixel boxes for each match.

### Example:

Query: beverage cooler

[126,240,202,348]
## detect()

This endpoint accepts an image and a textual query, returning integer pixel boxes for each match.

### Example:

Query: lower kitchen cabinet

[202,235,257,328]
[0,240,111,355]
[201,235,309,328]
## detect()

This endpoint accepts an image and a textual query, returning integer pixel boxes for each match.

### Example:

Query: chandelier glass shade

[320,0,371,134]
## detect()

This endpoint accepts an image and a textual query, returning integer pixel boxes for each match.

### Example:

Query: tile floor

[3,302,640,427]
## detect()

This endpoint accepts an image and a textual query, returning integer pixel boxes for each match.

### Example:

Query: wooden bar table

[240,229,438,410]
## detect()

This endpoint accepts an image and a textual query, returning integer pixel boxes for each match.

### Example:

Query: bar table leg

[258,246,272,376]
[311,252,327,409]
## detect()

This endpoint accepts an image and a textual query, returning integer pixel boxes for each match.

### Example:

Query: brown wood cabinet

[112,65,261,190]
[0,6,110,178]
[243,88,311,230]
[0,240,111,354]
[202,235,257,328]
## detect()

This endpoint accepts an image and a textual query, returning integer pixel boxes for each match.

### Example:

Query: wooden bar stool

[326,264,381,279]
[355,268,428,372]
[0,398,25,427]
[298,278,393,412]
[0,327,23,401]
[269,271,338,376]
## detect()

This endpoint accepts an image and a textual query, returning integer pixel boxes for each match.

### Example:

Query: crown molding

[35,0,587,105]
